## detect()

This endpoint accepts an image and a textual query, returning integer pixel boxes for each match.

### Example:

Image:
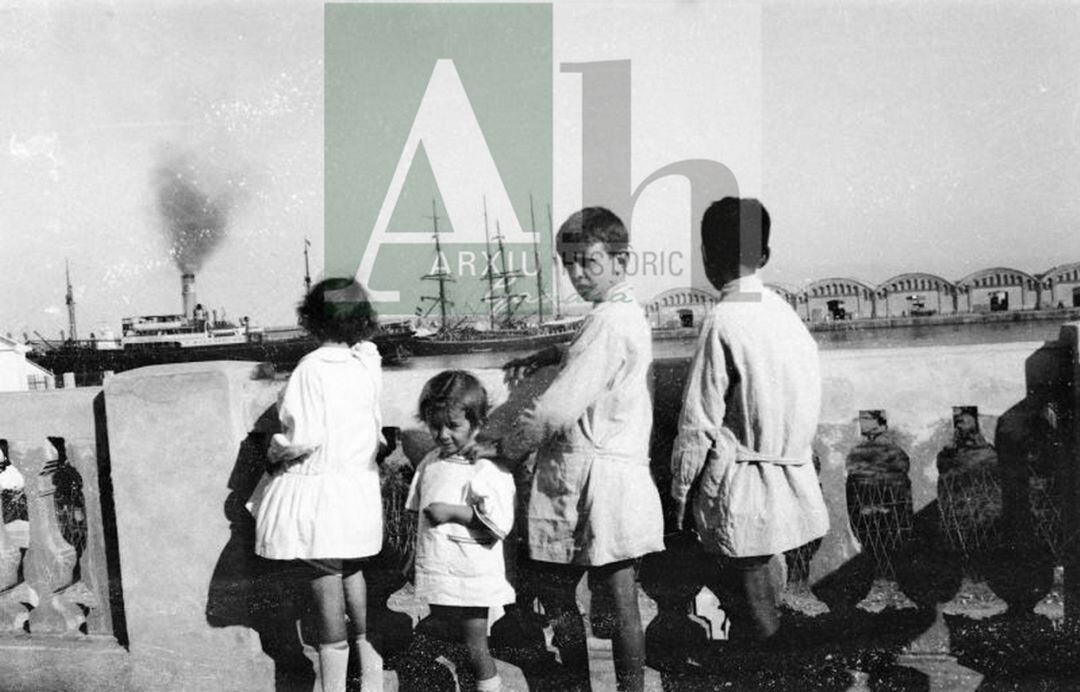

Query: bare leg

[310,572,347,643]
[459,607,498,685]
[711,555,780,644]
[309,572,348,692]
[592,561,645,692]
[342,563,368,637]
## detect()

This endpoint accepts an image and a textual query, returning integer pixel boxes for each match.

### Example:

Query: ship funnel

[182,273,196,319]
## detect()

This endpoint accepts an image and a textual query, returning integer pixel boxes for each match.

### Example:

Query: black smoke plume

[154,153,236,273]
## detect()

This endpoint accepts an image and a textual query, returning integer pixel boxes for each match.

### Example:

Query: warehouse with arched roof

[644,286,718,328]
[1040,262,1080,308]
[877,272,957,317]
[798,277,877,321]
[955,267,1040,312]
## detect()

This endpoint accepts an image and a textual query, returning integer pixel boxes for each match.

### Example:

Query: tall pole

[303,238,312,294]
[494,222,523,328]
[65,259,77,342]
[420,200,454,332]
[432,201,448,332]
[483,197,496,331]
[548,205,562,319]
[530,195,544,325]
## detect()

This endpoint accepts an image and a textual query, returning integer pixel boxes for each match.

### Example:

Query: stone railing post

[105,361,280,691]
[6,439,87,634]
[0,472,33,633]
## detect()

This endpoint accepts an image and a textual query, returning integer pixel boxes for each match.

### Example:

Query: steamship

[28,271,414,386]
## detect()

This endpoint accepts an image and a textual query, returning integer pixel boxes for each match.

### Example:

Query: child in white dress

[247,278,388,692]
[406,371,515,692]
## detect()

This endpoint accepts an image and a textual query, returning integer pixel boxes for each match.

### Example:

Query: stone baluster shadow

[6,438,98,635]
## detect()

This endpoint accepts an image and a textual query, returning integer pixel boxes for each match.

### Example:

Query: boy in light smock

[671,197,829,645]
[496,207,664,692]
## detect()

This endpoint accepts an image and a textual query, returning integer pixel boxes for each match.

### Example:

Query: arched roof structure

[1040,262,1080,285]
[799,277,876,300]
[765,283,797,304]
[645,287,719,312]
[877,272,955,294]
[955,267,1039,290]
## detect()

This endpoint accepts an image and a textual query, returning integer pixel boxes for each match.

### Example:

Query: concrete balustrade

[0,330,1075,690]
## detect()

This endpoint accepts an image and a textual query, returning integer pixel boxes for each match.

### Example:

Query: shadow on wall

[93,391,129,648]
[204,405,315,690]
[201,337,1074,690]
[639,342,1075,689]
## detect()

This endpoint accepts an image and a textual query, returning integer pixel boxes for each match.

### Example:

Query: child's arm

[670,315,729,529]
[268,364,324,469]
[423,503,484,529]
[425,465,515,542]
[500,314,623,460]
[502,344,565,386]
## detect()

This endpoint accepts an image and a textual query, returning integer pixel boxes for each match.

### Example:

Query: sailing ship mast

[420,200,454,332]
[530,195,545,325]
[491,221,527,329]
[548,204,562,319]
[303,238,312,294]
[65,259,77,342]
[483,197,496,331]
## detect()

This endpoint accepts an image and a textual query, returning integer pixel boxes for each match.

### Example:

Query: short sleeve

[405,458,427,513]
[466,461,516,540]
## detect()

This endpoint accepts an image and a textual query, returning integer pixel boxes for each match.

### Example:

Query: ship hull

[410,327,577,356]
[29,330,413,385]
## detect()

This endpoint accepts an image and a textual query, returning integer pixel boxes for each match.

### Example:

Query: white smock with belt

[503,282,665,566]
[671,275,829,558]
[247,342,384,560]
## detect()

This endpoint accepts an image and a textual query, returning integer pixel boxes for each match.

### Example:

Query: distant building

[955,267,1040,312]
[765,283,799,311]
[644,287,718,328]
[877,272,957,317]
[0,335,54,391]
[1040,262,1080,308]
[798,278,877,322]
[645,260,1080,327]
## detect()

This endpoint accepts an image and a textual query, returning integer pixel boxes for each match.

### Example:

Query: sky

[2,0,1079,338]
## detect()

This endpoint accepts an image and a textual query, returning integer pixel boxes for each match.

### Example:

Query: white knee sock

[476,673,502,692]
[318,640,349,692]
[354,635,384,691]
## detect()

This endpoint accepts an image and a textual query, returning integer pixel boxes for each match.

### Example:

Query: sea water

[403,316,1074,371]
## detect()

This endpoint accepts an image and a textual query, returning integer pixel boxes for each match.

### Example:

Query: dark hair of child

[418,370,489,429]
[701,197,771,264]
[555,206,629,261]
[298,278,379,346]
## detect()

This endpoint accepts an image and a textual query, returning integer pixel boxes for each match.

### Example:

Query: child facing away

[246,278,389,692]
[671,198,829,646]
[494,207,664,692]
[407,370,516,692]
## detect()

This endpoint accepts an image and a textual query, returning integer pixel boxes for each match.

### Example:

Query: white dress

[247,342,384,560]
[406,451,516,607]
